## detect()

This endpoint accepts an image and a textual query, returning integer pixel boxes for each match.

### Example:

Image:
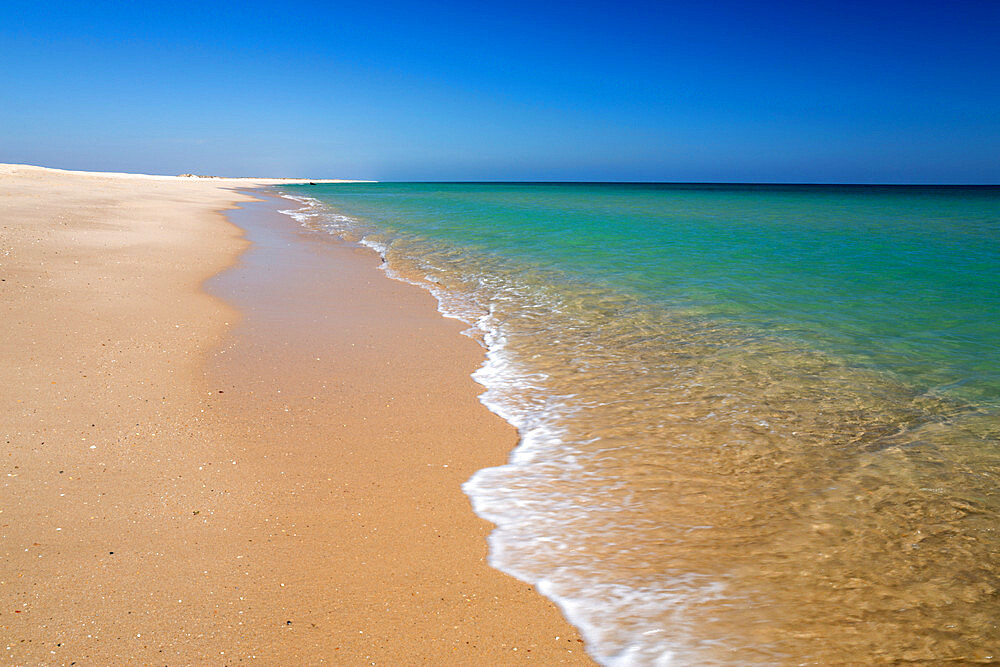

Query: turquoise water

[281,183,1000,663]
[287,183,1000,402]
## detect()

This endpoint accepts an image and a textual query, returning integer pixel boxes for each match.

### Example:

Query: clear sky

[2,0,998,182]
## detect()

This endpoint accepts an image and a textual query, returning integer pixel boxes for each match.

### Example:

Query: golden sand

[0,165,589,663]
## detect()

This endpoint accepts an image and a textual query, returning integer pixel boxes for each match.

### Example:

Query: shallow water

[280,183,1000,664]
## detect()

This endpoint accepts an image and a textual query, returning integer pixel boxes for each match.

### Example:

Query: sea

[277,183,1000,664]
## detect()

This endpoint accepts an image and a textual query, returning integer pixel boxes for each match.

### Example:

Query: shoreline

[0,165,588,663]
[205,191,591,663]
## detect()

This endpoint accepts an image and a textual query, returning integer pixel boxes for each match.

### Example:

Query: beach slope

[0,165,588,663]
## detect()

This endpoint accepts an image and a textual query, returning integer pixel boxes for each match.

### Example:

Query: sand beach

[0,164,588,664]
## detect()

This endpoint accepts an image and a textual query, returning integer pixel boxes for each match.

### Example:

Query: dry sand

[0,164,590,663]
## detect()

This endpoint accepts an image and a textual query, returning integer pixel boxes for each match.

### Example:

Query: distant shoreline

[1,162,373,183]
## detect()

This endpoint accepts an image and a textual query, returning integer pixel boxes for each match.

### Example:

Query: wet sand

[1,165,589,663]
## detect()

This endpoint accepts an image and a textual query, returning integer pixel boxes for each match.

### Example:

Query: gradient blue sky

[2,1,998,182]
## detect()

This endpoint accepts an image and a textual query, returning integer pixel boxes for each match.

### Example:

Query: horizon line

[295,180,1000,187]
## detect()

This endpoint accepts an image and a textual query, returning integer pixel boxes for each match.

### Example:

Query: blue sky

[2,0,998,182]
